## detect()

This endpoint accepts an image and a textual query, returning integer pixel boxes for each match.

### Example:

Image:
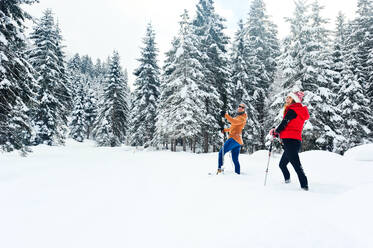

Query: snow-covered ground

[1,140,373,248]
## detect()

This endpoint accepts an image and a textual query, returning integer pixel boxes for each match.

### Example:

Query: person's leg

[284,139,308,189]
[278,151,291,182]
[218,138,235,169]
[231,143,241,174]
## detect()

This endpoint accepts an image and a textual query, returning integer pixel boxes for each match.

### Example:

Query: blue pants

[218,138,241,174]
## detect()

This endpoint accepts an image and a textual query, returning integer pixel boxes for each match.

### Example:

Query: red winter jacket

[279,103,309,141]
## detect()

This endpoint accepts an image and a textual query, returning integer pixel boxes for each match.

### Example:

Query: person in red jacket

[269,91,310,191]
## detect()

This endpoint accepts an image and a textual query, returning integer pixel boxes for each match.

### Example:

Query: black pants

[279,138,308,188]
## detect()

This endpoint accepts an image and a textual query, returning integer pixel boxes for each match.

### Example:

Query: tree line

[1,0,373,155]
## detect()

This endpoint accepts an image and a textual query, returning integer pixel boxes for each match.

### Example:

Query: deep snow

[1,140,373,248]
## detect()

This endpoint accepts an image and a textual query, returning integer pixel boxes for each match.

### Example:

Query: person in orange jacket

[217,103,247,174]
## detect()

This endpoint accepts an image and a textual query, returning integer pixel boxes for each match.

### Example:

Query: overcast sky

[23,0,357,87]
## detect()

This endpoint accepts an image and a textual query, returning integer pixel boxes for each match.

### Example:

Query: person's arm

[276,109,297,133]
[224,113,246,125]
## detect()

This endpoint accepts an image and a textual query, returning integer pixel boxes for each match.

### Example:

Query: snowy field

[1,140,373,248]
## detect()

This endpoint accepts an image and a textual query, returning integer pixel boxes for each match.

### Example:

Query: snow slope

[1,140,373,248]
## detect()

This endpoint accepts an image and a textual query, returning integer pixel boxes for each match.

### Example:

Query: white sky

[23,0,357,88]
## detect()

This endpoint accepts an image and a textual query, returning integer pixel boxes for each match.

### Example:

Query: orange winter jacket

[223,112,247,145]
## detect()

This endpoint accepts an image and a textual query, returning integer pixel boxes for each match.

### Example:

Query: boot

[301,186,309,191]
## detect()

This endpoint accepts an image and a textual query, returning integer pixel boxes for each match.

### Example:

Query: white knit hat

[288,91,304,103]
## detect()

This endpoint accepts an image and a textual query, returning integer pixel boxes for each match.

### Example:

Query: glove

[269,128,279,138]
[220,110,226,117]
[220,127,225,133]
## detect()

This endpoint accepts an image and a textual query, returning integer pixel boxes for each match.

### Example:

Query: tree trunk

[173,139,177,152]
[203,132,209,153]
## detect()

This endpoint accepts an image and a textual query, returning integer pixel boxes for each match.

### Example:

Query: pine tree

[67,53,83,103]
[68,53,82,71]
[330,12,349,153]
[84,79,98,139]
[155,10,205,152]
[331,12,347,95]
[337,58,372,152]
[92,51,129,147]
[245,0,280,150]
[69,80,86,142]
[368,49,373,140]
[67,54,98,140]
[28,9,69,145]
[0,0,37,152]
[306,0,343,151]
[0,0,39,153]
[92,58,108,101]
[81,55,94,78]
[55,23,72,113]
[192,0,230,152]
[277,0,342,151]
[129,23,160,147]
[350,0,373,140]
[152,37,178,150]
[230,19,258,152]
[335,2,373,150]
[93,58,103,78]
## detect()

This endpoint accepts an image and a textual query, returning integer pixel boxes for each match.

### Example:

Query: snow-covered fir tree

[330,12,350,153]
[92,51,129,147]
[337,56,372,152]
[93,58,104,78]
[129,23,160,147]
[334,1,373,150]
[67,53,82,92]
[331,12,347,95]
[154,10,205,152]
[230,20,250,107]
[67,54,80,79]
[92,58,108,100]
[67,54,98,139]
[0,0,39,153]
[28,9,70,146]
[54,23,72,113]
[306,0,344,151]
[348,0,373,138]
[69,80,86,142]
[84,80,98,139]
[191,0,230,152]
[230,19,259,153]
[244,0,280,150]
[81,55,94,78]
[68,53,81,70]
[152,38,177,150]
[277,0,343,151]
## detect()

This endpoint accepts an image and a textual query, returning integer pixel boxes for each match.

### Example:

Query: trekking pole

[221,117,227,172]
[222,131,225,169]
[264,138,274,186]
[218,116,226,174]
